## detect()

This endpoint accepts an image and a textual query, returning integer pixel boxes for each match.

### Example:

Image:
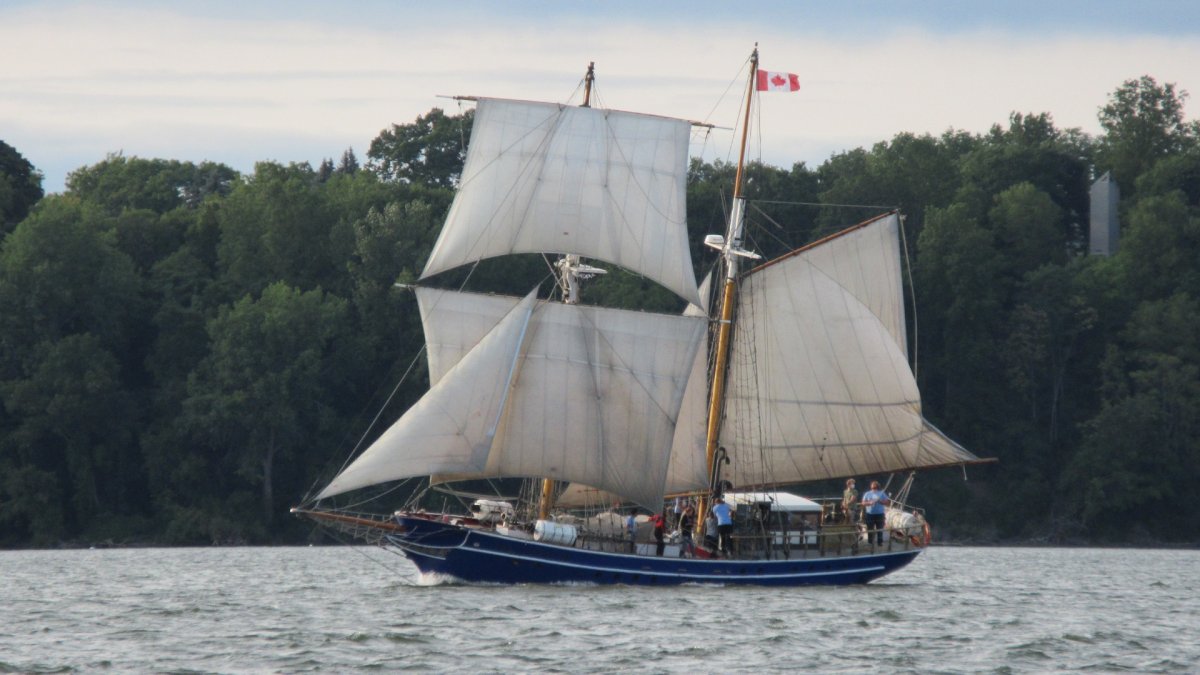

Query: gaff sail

[717,212,980,486]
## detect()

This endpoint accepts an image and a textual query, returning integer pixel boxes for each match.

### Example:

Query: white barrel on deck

[886,509,918,531]
[534,520,577,546]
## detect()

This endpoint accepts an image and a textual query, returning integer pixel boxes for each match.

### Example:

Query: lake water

[1,545,1196,673]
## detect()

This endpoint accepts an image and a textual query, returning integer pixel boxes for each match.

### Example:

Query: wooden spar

[290,507,407,532]
[730,49,759,205]
[697,46,760,535]
[582,62,595,107]
[441,95,723,130]
[537,477,555,521]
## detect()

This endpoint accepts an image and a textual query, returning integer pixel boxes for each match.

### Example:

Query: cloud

[2,4,1199,192]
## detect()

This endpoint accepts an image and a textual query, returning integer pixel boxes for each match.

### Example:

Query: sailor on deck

[712,496,734,557]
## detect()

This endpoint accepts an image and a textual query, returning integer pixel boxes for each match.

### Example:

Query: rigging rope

[898,214,919,379]
[301,345,429,506]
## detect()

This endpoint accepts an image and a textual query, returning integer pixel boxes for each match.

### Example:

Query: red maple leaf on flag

[770,73,787,88]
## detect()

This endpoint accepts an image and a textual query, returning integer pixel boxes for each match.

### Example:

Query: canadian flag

[756,70,800,92]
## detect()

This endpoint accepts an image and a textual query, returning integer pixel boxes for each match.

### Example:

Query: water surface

[1,545,1195,672]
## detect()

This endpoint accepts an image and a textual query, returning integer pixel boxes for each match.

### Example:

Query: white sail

[800,214,908,352]
[718,214,979,486]
[421,98,702,307]
[663,270,715,496]
[394,288,706,508]
[663,336,712,496]
[419,288,523,386]
[316,291,538,499]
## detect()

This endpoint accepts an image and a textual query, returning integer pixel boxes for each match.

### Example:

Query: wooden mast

[582,61,595,107]
[697,46,759,534]
[537,61,598,522]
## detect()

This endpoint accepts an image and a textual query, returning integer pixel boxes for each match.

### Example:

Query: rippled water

[1,545,1196,673]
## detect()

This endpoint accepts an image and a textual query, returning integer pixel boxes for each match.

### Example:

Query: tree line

[1,77,1197,547]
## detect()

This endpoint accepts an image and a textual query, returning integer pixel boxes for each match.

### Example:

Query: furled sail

[718,213,980,486]
[421,97,702,307]
[554,483,622,509]
[338,287,708,508]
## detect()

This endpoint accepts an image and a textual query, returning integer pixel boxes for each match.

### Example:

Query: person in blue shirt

[711,496,734,557]
[861,481,890,545]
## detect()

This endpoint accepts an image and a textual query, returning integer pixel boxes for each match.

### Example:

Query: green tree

[181,283,351,529]
[1016,263,1098,444]
[914,203,1007,428]
[817,130,974,237]
[344,199,440,391]
[0,197,146,542]
[0,140,44,235]
[337,147,360,175]
[0,197,143,374]
[1096,76,1199,196]
[0,464,65,546]
[67,155,238,215]
[1067,293,1200,540]
[1135,147,1200,206]
[988,182,1066,275]
[960,112,1091,249]
[367,108,473,188]
[109,207,195,275]
[1117,191,1200,301]
[215,162,351,298]
[349,199,438,319]
[741,161,822,261]
[1,335,142,535]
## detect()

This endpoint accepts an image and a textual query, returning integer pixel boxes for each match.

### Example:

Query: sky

[3,1,1200,194]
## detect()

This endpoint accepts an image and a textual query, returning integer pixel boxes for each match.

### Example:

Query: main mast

[697,46,762,526]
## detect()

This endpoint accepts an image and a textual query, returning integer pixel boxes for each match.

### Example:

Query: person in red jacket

[649,513,666,556]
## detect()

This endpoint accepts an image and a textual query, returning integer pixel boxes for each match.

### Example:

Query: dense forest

[1,76,1198,548]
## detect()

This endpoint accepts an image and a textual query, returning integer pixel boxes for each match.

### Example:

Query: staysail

[421,97,701,308]
[316,291,538,498]
[717,212,980,486]
[319,288,707,508]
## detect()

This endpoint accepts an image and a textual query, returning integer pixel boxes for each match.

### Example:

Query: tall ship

[294,48,986,585]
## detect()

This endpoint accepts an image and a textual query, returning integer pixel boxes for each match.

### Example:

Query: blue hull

[389,516,920,586]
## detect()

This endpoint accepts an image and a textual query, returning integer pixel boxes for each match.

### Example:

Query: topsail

[421,98,701,308]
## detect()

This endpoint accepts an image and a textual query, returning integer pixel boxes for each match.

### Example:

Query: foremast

[697,46,763,527]
[538,62,604,521]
